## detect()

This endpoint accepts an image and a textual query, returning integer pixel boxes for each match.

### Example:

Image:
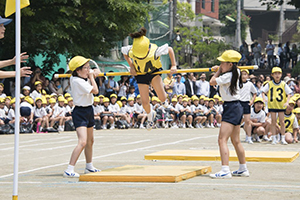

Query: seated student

[34,97,49,133]
[127,86,136,99]
[177,94,183,105]
[276,100,299,144]
[50,96,66,132]
[22,86,31,97]
[63,99,72,122]
[118,96,131,125]
[217,97,224,115]
[205,99,220,128]
[190,96,207,128]
[293,107,300,143]
[20,96,34,124]
[6,98,15,124]
[249,97,267,143]
[0,98,6,125]
[93,97,102,121]
[4,96,11,115]
[177,98,193,128]
[100,97,115,130]
[0,83,6,98]
[30,81,44,100]
[98,95,104,106]
[46,98,58,132]
[169,98,180,128]
[65,97,74,117]
[126,97,136,127]
[109,94,121,117]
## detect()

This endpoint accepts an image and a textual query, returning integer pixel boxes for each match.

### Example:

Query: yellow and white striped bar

[54,65,259,78]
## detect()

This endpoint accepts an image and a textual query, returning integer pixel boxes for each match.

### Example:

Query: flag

[5,0,30,17]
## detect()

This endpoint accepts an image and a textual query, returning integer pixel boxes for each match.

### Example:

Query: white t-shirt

[216,71,241,101]
[126,105,135,114]
[109,103,120,113]
[261,80,293,95]
[70,76,93,107]
[53,106,65,118]
[30,90,42,100]
[121,44,169,58]
[134,103,144,113]
[190,104,202,114]
[65,105,74,113]
[0,108,6,118]
[7,109,15,120]
[34,107,47,118]
[20,101,34,113]
[93,105,102,115]
[240,81,257,101]
[250,107,266,123]
[120,105,128,114]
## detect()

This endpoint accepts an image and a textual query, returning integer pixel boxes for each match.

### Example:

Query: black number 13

[270,87,284,102]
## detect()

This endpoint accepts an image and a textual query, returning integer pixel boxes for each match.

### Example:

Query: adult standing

[277,43,284,68]
[173,73,186,95]
[117,75,129,99]
[163,72,175,98]
[283,41,291,69]
[290,44,298,68]
[196,73,210,97]
[104,71,119,97]
[266,39,275,68]
[184,72,196,97]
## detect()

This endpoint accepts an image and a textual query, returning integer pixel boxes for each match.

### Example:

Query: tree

[0,0,150,75]
[174,2,230,68]
[259,0,300,10]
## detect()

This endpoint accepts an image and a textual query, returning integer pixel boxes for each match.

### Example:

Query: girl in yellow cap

[209,50,249,178]
[121,27,177,130]
[261,67,292,145]
[63,56,101,178]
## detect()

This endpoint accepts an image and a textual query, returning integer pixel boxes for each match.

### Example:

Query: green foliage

[259,0,300,10]
[292,17,300,43]
[268,34,279,41]
[220,11,251,41]
[174,2,230,68]
[0,0,150,75]
[292,61,300,77]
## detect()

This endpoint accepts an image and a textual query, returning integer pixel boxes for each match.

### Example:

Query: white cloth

[108,103,120,113]
[195,80,210,96]
[134,103,144,113]
[70,76,93,107]
[261,80,293,95]
[126,105,135,114]
[216,71,241,101]
[120,105,128,114]
[240,81,257,101]
[121,44,169,58]
[20,101,34,113]
[34,107,47,118]
[250,107,266,123]
[52,106,65,118]
[93,105,102,115]
[7,109,15,120]
[0,108,6,118]
[30,90,42,100]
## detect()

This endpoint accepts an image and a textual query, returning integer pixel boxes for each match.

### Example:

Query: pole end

[12,195,18,200]
[54,74,59,79]
[253,65,259,70]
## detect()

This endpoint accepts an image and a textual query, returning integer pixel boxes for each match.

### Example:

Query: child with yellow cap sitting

[30,81,44,100]
[121,27,177,130]
[133,95,147,129]
[0,83,6,98]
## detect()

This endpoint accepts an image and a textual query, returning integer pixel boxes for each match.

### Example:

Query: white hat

[22,86,30,91]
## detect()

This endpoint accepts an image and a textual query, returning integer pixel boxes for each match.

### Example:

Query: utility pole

[169,0,174,42]
[236,0,242,48]
[279,3,284,43]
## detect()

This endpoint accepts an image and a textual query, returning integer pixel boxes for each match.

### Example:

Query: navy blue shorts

[72,106,95,129]
[222,101,243,126]
[240,101,251,115]
[269,109,285,113]
[20,107,31,117]
[135,68,162,85]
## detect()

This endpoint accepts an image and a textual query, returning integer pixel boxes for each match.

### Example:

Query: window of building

[202,0,205,9]
[211,0,215,12]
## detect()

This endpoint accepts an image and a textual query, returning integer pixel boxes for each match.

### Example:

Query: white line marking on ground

[0,134,216,179]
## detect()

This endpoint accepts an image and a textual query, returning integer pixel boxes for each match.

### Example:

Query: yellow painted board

[144,150,299,163]
[79,165,211,183]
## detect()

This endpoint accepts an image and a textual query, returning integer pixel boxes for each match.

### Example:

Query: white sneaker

[247,139,254,144]
[232,170,250,177]
[255,135,261,143]
[272,140,277,145]
[209,171,232,179]
[210,124,215,128]
[206,124,211,128]
[110,124,115,130]
[146,111,156,131]
[195,124,200,128]
[199,124,204,128]
[217,123,221,128]
[182,124,186,129]
[263,135,271,142]
[63,171,80,178]
[172,124,178,129]
[84,168,101,174]
[139,125,145,129]
[188,124,194,128]
[102,125,107,130]
[281,140,288,145]
[58,127,64,132]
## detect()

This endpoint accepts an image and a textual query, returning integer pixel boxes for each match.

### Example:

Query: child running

[63,56,101,178]
[121,27,177,130]
[209,50,249,179]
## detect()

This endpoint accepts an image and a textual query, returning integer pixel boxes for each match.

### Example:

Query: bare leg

[69,127,87,166]
[84,127,94,164]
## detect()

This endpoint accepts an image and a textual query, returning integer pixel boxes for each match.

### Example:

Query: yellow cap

[103,97,110,103]
[116,101,122,108]
[49,98,56,104]
[64,93,71,98]
[213,95,220,99]
[94,97,100,103]
[64,99,68,104]
[137,94,141,99]
[35,81,42,86]
[5,96,11,100]
[67,97,73,102]
[35,97,43,102]
[240,69,249,74]
[25,96,34,105]
[271,67,282,73]
[120,96,127,101]
[98,95,104,98]
[171,98,178,102]
[192,96,199,101]
[45,94,51,99]
[219,97,222,102]
[254,97,264,104]
[131,36,150,58]
[204,97,209,101]
[58,96,65,102]
[128,97,134,101]
[217,50,241,63]
[110,94,117,98]
[177,94,182,98]
[182,98,188,102]
[200,95,205,100]
[10,98,16,104]
[69,56,90,71]
[0,98,4,103]
[42,90,47,95]
[289,99,295,105]
[42,99,47,104]
[209,98,215,102]
[183,95,188,98]
[293,107,300,114]
[152,96,158,102]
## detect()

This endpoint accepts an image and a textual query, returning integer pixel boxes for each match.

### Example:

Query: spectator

[209,73,218,98]
[30,67,46,89]
[266,39,275,68]
[294,77,300,94]
[277,43,284,68]
[195,73,210,97]
[129,75,139,96]
[283,41,291,69]
[30,81,43,100]
[173,73,186,95]
[0,83,6,98]
[258,74,265,83]
[164,72,175,98]
[127,86,136,99]
[104,71,119,97]
[291,44,298,68]
[49,74,61,94]
[117,75,129,100]
[184,73,196,97]
[97,76,106,96]
[240,41,250,65]
[61,70,72,94]
[252,42,261,66]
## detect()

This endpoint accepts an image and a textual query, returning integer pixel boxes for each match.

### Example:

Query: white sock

[277,134,281,140]
[281,135,286,142]
[147,110,153,121]
[221,165,230,173]
[272,135,277,141]
[247,136,252,141]
[239,164,247,171]
[66,164,75,172]
[263,135,269,140]
[86,162,94,170]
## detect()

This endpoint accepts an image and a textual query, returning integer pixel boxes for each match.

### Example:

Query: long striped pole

[54,65,259,78]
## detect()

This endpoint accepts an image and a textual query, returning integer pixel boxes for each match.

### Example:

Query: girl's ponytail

[129,27,147,38]
[229,63,243,95]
